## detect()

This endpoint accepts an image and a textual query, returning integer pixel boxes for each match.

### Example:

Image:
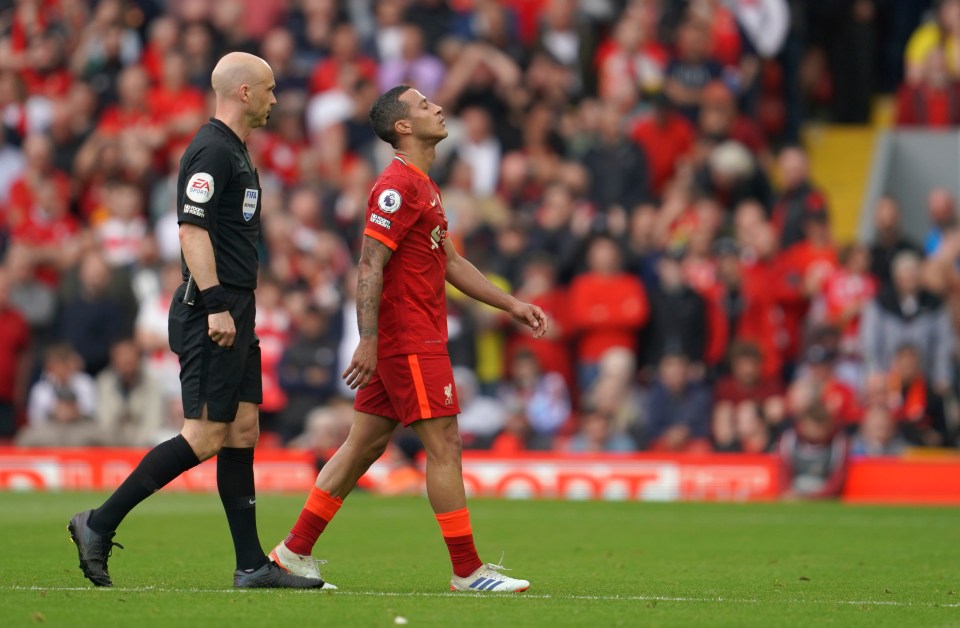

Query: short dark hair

[369,85,412,148]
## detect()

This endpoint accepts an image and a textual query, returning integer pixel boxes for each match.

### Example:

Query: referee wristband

[200,285,231,314]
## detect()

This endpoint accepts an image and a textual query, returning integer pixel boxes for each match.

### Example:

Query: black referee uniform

[170,118,263,421]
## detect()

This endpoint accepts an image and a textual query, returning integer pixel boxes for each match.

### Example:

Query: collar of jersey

[209,117,246,150]
[393,154,430,182]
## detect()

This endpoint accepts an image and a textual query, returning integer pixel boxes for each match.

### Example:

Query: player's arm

[444,238,548,339]
[342,235,394,389]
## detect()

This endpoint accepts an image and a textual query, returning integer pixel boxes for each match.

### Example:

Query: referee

[68,52,327,589]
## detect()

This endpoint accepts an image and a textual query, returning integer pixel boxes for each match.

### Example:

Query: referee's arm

[181,224,236,347]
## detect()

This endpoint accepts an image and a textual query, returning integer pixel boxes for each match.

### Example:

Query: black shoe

[68,510,123,587]
[233,561,331,589]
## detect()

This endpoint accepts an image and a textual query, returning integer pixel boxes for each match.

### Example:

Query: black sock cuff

[218,446,255,464]
[172,434,202,467]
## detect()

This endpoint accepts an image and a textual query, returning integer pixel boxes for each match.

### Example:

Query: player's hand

[343,337,377,390]
[509,301,549,339]
[208,311,236,347]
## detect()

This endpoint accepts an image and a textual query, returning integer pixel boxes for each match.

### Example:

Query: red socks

[435,507,483,577]
[284,487,343,555]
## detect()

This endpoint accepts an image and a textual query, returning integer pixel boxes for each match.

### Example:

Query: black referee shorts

[168,282,262,422]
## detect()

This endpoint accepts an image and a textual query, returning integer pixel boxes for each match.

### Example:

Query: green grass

[0,492,958,627]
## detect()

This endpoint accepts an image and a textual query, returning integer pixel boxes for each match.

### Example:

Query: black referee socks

[217,447,268,571]
[89,435,201,534]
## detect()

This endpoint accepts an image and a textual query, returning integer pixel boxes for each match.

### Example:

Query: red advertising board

[0,448,957,504]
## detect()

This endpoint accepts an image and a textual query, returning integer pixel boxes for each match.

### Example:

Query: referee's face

[248,76,277,129]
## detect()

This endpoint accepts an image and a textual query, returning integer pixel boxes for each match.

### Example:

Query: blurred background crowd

[2,0,960,490]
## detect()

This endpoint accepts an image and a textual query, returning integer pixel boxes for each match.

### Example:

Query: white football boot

[269,541,338,589]
[450,560,530,592]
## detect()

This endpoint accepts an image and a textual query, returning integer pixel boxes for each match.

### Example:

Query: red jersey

[363,155,449,358]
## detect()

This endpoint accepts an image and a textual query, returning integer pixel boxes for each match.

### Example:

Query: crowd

[1,0,959,496]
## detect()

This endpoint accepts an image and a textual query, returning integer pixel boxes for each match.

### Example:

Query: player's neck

[395,145,435,176]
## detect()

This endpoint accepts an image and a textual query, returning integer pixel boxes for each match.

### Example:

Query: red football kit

[354,155,461,424]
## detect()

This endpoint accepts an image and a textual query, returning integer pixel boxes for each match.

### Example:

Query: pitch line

[4,586,959,608]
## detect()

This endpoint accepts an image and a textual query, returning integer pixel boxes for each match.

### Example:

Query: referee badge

[242,189,258,221]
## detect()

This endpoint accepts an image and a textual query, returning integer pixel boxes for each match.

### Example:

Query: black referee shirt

[176,118,261,291]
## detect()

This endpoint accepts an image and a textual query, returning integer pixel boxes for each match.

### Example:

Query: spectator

[779,402,849,499]
[567,405,636,453]
[663,17,723,122]
[456,366,508,449]
[534,0,597,97]
[454,107,501,198]
[641,248,707,368]
[695,140,772,213]
[820,243,878,359]
[629,94,696,198]
[596,6,667,104]
[309,23,377,95]
[56,250,131,375]
[277,305,341,442]
[569,235,649,389]
[255,274,292,434]
[904,0,960,84]
[500,349,571,448]
[6,133,78,285]
[580,101,651,214]
[886,342,949,447]
[377,24,446,100]
[771,146,829,250]
[16,386,109,447]
[134,260,181,398]
[714,400,774,453]
[508,254,573,389]
[94,180,148,269]
[860,251,953,393]
[26,343,97,427]
[0,265,31,438]
[646,352,712,452]
[923,187,956,255]
[5,244,57,339]
[791,343,862,428]
[868,197,921,291]
[896,48,960,127]
[94,339,166,447]
[712,341,786,448]
[698,81,768,161]
[851,403,909,457]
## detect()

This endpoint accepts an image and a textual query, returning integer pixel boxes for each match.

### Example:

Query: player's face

[401,89,447,142]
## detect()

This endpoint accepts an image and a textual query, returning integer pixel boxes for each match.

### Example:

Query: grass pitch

[0,492,958,627]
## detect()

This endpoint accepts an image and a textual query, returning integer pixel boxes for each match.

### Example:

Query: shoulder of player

[371,173,426,209]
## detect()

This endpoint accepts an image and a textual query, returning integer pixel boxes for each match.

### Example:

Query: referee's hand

[343,338,377,390]
[208,311,236,348]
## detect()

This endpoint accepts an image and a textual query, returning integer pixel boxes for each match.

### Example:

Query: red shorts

[354,354,461,426]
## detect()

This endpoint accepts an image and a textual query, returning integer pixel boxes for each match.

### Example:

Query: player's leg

[412,416,528,592]
[270,411,398,578]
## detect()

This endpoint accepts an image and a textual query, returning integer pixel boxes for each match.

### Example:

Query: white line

[3,586,959,608]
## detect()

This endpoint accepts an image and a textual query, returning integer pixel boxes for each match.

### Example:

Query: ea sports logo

[186,172,214,203]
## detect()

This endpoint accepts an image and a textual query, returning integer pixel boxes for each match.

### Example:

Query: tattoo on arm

[356,236,393,339]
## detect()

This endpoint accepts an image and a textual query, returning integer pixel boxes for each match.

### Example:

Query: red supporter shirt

[569,272,648,362]
[630,112,696,196]
[0,307,30,402]
[363,156,450,358]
